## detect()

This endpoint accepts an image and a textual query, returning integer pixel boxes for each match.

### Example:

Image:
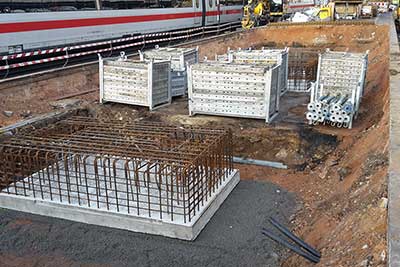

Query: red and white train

[0,0,243,55]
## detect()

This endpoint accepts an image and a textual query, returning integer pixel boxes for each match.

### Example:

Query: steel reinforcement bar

[0,116,234,223]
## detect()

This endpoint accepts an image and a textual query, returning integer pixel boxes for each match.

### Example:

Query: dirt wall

[0,23,390,267]
[0,23,387,129]
[0,65,98,127]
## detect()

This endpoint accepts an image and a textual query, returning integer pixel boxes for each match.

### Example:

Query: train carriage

[0,0,243,55]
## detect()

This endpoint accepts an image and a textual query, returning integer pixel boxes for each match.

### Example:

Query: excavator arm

[241,0,270,29]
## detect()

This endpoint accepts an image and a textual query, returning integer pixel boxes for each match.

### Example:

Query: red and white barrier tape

[0,22,238,71]
[1,22,236,62]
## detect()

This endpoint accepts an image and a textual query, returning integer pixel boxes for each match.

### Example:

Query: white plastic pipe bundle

[306,94,354,128]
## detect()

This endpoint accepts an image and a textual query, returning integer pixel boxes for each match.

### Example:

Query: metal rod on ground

[269,217,321,258]
[232,157,288,169]
[54,89,97,101]
[261,229,320,264]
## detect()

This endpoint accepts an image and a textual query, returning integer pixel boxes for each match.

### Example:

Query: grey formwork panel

[188,62,280,123]
[217,48,289,96]
[171,71,188,97]
[140,47,199,97]
[99,56,171,110]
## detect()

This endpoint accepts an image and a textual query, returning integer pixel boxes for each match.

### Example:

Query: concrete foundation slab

[0,169,239,241]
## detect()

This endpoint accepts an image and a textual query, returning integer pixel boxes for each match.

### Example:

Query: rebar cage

[288,49,319,92]
[0,117,233,224]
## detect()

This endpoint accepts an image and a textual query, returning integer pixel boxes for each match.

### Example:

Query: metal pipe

[307,103,315,111]
[232,157,287,169]
[306,112,313,120]
[269,217,321,258]
[261,229,320,263]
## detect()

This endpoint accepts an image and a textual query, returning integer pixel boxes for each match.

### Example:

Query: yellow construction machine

[242,0,283,29]
[315,3,335,20]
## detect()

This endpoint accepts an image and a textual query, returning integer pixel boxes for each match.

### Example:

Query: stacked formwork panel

[188,62,280,123]
[0,116,239,240]
[139,47,199,97]
[99,55,171,110]
[306,50,368,128]
[216,48,289,95]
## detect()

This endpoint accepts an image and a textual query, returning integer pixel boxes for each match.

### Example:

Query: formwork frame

[0,117,237,236]
[216,47,289,95]
[188,62,280,123]
[309,49,369,128]
[99,54,172,110]
[139,47,199,97]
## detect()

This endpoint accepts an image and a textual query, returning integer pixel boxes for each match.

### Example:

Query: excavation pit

[0,116,239,240]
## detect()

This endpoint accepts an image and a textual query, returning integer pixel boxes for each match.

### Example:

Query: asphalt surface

[0,180,299,267]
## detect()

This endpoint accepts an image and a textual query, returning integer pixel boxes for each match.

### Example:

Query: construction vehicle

[314,0,362,20]
[335,1,362,19]
[315,3,335,20]
[242,0,283,29]
[360,4,378,18]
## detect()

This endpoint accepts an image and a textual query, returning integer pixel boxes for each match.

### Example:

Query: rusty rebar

[288,49,319,91]
[0,116,233,223]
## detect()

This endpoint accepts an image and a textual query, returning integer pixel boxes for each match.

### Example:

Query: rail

[0,21,241,79]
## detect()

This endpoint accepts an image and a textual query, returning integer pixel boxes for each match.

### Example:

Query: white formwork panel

[215,54,230,62]
[220,48,289,96]
[140,47,199,97]
[140,47,199,71]
[99,56,171,110]
[188,62,280,123]
[308,50,369,129]
[313,50,368,115]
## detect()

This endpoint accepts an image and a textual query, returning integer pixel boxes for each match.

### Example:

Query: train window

[1,0,97,13]
[209,0,213,7]
[219,0,242,5]
[173,0,193,8]
[102,0,174,9]
[195,0,199,8]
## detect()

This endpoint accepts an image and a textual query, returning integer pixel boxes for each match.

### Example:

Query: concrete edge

[388,14,400,267]
[191,170,240,239]
[0,108,86,136]
[0,170,240,241]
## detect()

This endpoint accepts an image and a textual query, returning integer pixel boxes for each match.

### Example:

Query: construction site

[0,5,400,267]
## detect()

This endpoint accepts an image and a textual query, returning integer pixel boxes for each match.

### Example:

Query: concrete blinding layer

[99,55,171,110]
[0,116,239,240]
[215,48,289,95]
[139,47,199,97]
[188,62,280,123]
[307,50,368,129]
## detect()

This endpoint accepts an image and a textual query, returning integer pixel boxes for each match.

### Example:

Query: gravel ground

[0,180,299,267]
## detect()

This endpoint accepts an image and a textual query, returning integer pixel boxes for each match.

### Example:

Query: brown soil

[0,22,390,267]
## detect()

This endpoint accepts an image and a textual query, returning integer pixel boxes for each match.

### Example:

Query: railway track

[0,21,241,81]
[0,19,376,81]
